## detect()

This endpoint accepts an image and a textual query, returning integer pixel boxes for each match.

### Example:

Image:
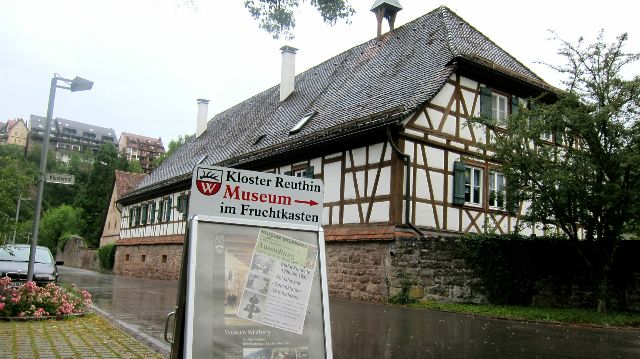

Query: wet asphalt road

[59,266,640,359]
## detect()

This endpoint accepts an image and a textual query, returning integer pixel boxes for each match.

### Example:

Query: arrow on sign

[295,199,319,206]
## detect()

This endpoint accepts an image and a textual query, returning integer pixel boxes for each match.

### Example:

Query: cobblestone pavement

[0,315,163,358]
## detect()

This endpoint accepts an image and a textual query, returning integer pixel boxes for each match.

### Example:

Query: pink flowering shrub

[0,276,92,318]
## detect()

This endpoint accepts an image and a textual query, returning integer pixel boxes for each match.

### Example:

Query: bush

[0,278,92,317]
[97,244,116,271]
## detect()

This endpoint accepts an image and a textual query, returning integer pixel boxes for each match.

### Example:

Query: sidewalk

[0,314,164,358]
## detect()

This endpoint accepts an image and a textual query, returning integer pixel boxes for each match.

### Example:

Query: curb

[91,305,171,358]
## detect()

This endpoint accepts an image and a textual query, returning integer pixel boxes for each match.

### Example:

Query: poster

[236,229,318,334]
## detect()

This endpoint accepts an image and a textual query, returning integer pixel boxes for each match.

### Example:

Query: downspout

[386,126,425,239]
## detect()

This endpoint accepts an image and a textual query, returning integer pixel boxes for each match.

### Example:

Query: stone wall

[114,244,183,280]
[387,237,486,304]
[326,241,391,302]
[57,236,99,271]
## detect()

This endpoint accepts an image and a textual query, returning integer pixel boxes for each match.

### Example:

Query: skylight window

[289,110,317,135]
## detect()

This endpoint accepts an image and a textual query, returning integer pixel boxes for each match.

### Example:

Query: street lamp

[12,196,31,244]
[27,74,93,281]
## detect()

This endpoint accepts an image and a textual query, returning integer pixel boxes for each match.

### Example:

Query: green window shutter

[284,170,292,176]
[135,207,141,226]
[157,200,164,223]
[182,194,190,219]
[141,205,148,225]
[480,86,492,118]
[177,195,183,213]
[150,202,156,224]
[555,131,564,145]
[165,198,172,222]
[128,208,134,227]
[452,161,466,205]
[303,166,314,179]
[511,96,519,116]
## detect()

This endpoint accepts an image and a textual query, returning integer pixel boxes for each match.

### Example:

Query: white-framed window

[293,169,305,177]
[464,166,482,205]
[488,171,505,208]
[492,93,508,123]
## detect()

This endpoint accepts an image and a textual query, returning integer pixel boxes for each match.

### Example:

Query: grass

[410,300,640,328]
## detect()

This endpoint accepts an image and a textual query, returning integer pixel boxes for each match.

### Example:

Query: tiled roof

[29,115,117,142]
[125,6,547,200]
[120,132,165,147]
[115,171,148,199]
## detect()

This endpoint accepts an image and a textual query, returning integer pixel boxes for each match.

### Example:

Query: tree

[38,204,82,254]
[151,134,193,169]
[478,32,639,313]
[0,146,36,244]
[75,143,119,248]
[244,0,354,39]
[128,160,144,173]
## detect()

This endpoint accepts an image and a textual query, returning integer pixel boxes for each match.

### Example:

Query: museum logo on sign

[196,168,223,196]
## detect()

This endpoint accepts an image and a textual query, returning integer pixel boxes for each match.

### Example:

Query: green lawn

[410,301,640,328]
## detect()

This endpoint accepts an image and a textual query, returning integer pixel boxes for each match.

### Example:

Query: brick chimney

[371,0,403,40]
[280,45,298,101]
[196,99,209,137]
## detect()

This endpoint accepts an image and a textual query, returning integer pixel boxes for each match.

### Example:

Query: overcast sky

[1,0,637,145]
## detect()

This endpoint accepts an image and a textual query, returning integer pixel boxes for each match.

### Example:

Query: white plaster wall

[323,162,342,202]
[342,204,360,224]
[369,201,389,223]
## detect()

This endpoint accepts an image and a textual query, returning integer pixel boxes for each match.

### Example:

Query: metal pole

[12,196,23,244]
[27,76,57,281]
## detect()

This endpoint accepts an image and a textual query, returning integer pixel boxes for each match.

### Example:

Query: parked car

[0,244,63,286]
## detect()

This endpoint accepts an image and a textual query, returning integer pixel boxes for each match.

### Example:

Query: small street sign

[45,173,75,185]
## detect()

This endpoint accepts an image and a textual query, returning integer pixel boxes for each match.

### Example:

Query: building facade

[114,5,559,300]
[28,115,117,163]
[118,133,165,173]
[0,119,29,148]
[99,171,148,247]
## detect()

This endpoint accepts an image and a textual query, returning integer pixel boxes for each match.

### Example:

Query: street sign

[45,173,75,185]
[171,166,332,359]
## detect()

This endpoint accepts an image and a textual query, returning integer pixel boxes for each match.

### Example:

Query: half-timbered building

[115,3,555,300]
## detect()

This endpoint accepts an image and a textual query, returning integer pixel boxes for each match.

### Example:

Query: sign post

[171,165,332,358]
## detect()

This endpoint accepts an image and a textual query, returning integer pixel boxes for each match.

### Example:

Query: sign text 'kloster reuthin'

[191,166,324,226]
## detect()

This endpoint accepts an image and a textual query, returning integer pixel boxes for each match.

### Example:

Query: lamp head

[70,76,93,92]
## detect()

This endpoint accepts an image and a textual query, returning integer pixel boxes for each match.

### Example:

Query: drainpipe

[386,126,425,239]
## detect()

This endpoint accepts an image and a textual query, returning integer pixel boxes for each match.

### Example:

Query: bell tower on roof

[371,0,403,40]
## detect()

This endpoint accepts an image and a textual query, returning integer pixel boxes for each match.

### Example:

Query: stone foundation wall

[326,241,391,302]
[114,244,182,280]
[56,236,99,271]
[387,237,486,304]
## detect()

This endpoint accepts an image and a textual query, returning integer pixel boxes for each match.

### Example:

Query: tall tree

[244,0,354,39]
[38,204,82,254]
[0,146,36,244]
[151,134,193,169]
[478,32,639,313]
[75,143,119,248]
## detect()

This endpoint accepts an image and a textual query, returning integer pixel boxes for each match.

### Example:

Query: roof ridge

[438,5,459,58]
[438,6,544,82]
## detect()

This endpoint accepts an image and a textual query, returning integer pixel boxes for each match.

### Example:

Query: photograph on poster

[237,229,318,334]
[224,234,260,327]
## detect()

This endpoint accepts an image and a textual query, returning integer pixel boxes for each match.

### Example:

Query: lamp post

[27,74,93,281]
[12,196,31,244]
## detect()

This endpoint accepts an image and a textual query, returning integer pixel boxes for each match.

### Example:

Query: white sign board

[45,173,75,185]
[182,166,332,359]
[190,166,323,226]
